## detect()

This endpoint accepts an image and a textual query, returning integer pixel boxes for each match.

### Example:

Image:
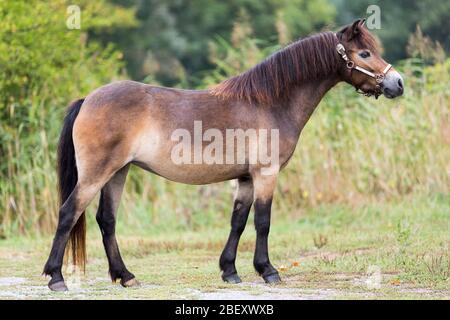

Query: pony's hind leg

[43,177,107,291]
[44,155,126,291]
[43,188,82,291]
[219,176,254,283]
[96,165,138,287]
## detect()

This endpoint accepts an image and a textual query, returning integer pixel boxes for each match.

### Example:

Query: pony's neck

[285,75,341,133]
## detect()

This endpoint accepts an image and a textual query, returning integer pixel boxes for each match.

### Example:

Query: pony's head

[336,19,404,99]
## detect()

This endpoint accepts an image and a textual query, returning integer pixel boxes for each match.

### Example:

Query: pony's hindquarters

[44,92,138,291]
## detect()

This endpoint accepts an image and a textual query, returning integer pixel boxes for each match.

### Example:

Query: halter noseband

[336,42,392,99]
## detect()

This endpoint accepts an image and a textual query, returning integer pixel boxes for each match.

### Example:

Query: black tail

[57,98,86,271]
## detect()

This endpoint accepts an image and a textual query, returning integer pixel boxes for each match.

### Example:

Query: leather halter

[336,42,392,99]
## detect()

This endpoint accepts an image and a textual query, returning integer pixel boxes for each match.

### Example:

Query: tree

[97,0,336,86]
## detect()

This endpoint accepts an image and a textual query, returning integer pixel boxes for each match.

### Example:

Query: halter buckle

[336,43,349,61]
[375,74,384,84]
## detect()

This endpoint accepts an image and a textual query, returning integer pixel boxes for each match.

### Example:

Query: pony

[43,19,403,291]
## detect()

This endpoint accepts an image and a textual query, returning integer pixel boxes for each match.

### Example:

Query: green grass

[0,193,448,299]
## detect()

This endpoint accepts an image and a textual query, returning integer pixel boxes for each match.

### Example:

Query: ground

[0,194,448,299]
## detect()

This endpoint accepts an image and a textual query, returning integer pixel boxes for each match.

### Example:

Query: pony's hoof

[48,281,68,292]
[263,273,282,284]
[222,273,242,284]
[121,277,140,288]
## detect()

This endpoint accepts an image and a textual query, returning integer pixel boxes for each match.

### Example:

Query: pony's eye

[359,51,371,58]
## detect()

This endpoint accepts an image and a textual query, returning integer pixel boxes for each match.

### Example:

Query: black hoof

[263,273,282,284]
[48,280,68,292]
[121,277,140,288]
[222,273,242,284]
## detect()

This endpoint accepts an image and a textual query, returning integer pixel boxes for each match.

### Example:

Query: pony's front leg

[220,176,254,283]
[251,170,281,284]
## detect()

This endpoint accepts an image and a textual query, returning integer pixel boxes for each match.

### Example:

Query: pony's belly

[133,160,248,185]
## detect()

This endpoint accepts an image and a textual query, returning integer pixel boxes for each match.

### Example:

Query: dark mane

[212,31,341,105]
[212,28,380,105]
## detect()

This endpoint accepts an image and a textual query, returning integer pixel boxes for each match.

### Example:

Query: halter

[336,43,392,99]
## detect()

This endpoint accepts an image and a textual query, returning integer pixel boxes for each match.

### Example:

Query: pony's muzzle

[381,70,404,98]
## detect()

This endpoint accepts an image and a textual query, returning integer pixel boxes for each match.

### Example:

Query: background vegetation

[0,0,447,250]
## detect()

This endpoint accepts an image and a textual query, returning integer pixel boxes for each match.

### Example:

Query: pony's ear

[350,19,366,38]
[338,19,366,41]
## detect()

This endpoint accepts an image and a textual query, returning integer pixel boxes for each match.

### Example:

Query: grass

[0,193,448,299]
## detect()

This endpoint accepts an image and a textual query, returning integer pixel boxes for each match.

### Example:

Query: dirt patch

[397,287,450,299]
[185,285,343,300]
[0,275,448,300]
[0,277,26,286]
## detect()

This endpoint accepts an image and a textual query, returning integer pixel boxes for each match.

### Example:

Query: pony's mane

[211,32,340,105]
[211,29,379,105]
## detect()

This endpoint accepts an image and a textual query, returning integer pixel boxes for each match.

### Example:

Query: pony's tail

[57,98,86,271]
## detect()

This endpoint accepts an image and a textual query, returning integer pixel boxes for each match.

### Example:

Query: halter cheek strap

[336,43,392,98]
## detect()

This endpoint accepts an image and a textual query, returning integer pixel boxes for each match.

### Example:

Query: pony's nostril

[397,79,403,91]
[384,87,392,97]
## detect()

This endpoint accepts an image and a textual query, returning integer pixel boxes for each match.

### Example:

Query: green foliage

[0,1,134,104]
